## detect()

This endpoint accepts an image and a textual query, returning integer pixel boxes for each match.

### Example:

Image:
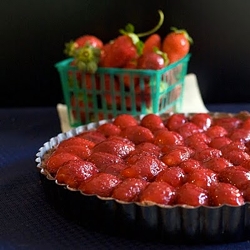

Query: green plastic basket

[55,54,190,127]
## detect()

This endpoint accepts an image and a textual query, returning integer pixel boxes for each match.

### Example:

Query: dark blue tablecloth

[1,104,250,250]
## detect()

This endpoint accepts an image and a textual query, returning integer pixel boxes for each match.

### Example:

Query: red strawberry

[57,137,95,149]
[79,173,121,197]
[137,51,168,70]
[218,166,250,189]
[162,27,192,64]
[165,113,187,131]
[140,113,165,132]
[65,35,103,57]
[55,159,99,189]
[74,35,103,49]
[209,182,244,206]
[65,35,102,73]
[176,183,209,207]
[155,166,185,187]
[139,182,176,205]
[120,125,154,145]
[97,123,121,137]
[91,137,135,158]
[190,113,212,131]
[121,155,166,181]
[113,114,138,130]
[46,152,82,175]
[112,178,149,202]
[100,35,139,68]
[100,10,164,68]
[143,33,161,54]
[87,152,124,172]
[185,168,218,190]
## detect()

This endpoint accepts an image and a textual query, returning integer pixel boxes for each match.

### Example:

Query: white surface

[57,73,208,132]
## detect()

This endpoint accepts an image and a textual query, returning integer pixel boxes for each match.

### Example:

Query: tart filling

[38,112,250,208]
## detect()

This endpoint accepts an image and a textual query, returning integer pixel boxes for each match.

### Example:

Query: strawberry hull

[55,54,190,127]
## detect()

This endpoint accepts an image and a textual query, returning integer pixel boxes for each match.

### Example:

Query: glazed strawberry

[184,132,211,150]
[209,182,244,206]
[55,159,99,189]
[112,178,149,202]
[133,142,162,157]
[230,128,250,143]
[241,159,250,171]
[155,166,185,187]
[53,145,92,160]
[46,152,82,175]
[96,123,121,137]
[185,168,218,190]
[120,125,154,145]
[162,27,193,64]
[241,117,250,130]
[220,141,247,155]
[57,137,95,149]
[218,166,250,189]
[113,114,138,130]
[140,114,165,132]
[139,182,176,205]
[77,130,106,144]
[87,152,124,172]
[202,157,233,173]
[79,173,121,197]
[121,155,166,181]
[205,125,228,139]
[224,150,250,165]
[125,150,158,165]
[190,113,212,131]
[137,51,168,70]
[153,129,184,147]
[193,147,222,162]
[177,122,201,139]
[165,113,187,131]
[104,163,127,176]
[91,137,135,158]
[161,148,192,167]
[208,136,232,150]
[178,159,202,174]
[213,117,242,133]
[176,183,209,207]
[241,182,250,201]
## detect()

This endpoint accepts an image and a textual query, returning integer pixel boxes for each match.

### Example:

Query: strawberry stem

[137,10,164,38]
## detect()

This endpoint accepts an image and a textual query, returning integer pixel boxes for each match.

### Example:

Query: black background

[1,0,250,107]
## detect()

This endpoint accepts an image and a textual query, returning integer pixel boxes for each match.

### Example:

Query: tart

[36,112,250,243]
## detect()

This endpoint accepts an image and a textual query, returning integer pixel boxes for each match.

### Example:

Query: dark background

[1,0,250,107]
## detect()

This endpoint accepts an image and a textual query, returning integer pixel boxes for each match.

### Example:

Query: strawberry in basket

[61,10,192,125]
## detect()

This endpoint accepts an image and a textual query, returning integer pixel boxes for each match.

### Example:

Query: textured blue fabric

[1,106,250,249]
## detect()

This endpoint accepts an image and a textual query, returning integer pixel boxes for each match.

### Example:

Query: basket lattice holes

[56,54,190,126]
